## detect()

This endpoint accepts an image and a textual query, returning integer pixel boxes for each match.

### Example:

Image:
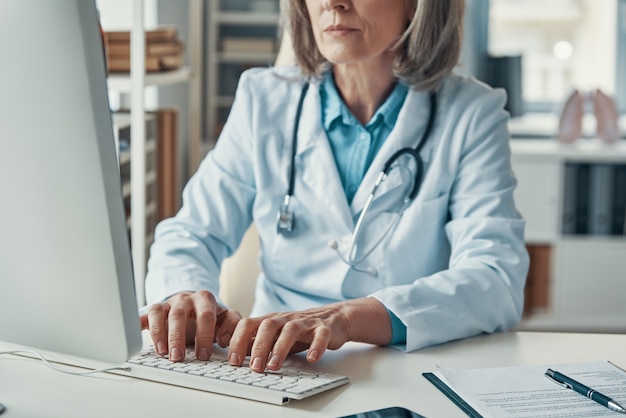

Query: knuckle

[195,334,213,344]
[149,327,164,340]
[238,317,256,331]
[148,321,164,333]
[148,304,165,315]
[260,316,282,329]
[168,292,192,303]
[196,309,217,323]
[314,330,332,347]
[169,307,187,321]
[251,339,272,353]
[282,320,303,334]
[194,289,215,303]
[228,335,242,347]
[168,331,186,344]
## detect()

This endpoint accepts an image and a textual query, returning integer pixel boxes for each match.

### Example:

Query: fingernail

[197,348,209,361]
[170,348,183,361]
[229,352,240,365]
[156,341,167,355]
[251,357,263,370]
[307,349,319,362]
[267,355,280,368]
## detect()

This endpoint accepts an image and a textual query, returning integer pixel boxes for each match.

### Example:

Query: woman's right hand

[139,290,242,362]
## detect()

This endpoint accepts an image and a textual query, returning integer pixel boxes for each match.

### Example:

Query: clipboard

[422,372,483,418]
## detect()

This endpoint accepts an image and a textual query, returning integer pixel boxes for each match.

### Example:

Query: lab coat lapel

[293,87,355,232]
[350,90,433,213]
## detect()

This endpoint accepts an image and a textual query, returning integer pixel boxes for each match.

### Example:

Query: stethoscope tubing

[278,80,437,253]
[286,81,310,200]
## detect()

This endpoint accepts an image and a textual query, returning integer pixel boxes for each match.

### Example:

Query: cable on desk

[0,350,129,375]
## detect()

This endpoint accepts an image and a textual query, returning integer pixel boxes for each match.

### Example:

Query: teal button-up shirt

[320,74,408,204]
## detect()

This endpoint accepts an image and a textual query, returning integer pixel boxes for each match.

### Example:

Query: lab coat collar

[291,82,435,230]
[293,80,355,232]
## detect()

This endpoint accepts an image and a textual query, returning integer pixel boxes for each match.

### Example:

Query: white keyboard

[124,347,349,405]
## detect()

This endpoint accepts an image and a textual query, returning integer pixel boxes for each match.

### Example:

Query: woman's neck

[332,63,397,125]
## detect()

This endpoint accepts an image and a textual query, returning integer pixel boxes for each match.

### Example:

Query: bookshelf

[512,139,626,332]
[105,0,203,307]
[112,113,159,265]
[205,0,281,152]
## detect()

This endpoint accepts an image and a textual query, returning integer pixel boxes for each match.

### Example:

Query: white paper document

[433,360,626,417]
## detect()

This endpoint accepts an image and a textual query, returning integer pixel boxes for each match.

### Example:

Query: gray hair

[280,0,465,91]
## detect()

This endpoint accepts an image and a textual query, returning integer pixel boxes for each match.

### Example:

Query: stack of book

[104,26,184,73]
[221,37,275,54]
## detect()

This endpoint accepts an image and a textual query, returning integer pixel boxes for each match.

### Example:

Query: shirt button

[359,132,368,140]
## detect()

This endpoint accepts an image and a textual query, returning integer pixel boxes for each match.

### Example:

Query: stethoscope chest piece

[276,195,294,234]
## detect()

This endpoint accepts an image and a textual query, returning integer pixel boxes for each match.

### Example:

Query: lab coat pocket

[376,192,452,285]
[266,194,347,295]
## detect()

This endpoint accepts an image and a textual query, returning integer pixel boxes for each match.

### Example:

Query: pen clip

[544,370,573,389]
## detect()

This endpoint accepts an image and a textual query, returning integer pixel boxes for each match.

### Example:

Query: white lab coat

[145,66,529,352]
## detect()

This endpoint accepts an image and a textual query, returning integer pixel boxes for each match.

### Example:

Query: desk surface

[1,331,625,418]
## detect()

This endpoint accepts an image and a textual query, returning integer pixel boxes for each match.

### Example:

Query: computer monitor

[0,0,142,364]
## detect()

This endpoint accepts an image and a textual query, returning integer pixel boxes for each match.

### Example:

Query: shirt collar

[320,73,408,131]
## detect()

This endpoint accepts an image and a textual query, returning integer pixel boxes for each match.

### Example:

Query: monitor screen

[0,0,142,364]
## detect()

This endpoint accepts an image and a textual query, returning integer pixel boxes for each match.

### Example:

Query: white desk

[1,331,625,418]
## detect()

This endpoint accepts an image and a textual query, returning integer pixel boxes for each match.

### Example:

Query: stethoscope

[277,81,437,274]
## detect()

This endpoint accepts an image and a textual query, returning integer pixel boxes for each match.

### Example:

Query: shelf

[490,1,583,24]
[121,170,157,199]
[126,201,158,230]
[107,67,193,92]
[511,138,626,162]
[206,1,280,159]
[557,235,626,245]
[218,52,276,64]
[118,139,156,166]
[212,11,279,26]
[517,313,626,333]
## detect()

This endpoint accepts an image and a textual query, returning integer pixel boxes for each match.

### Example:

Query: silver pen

[545,368,626,414]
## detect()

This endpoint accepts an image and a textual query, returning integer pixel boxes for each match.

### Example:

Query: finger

[167,299,193,362]
[265,320,306,371]
[215,309,242,348]
[306,326,331,363]
[249,317,285,372]
[147,303,170,356]
[227,317,261,367]
[192,290,218,361]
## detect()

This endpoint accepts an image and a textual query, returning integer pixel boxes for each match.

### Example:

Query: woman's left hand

[226,297,392,372]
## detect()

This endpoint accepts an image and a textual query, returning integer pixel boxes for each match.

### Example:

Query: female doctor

[142,0,529,373]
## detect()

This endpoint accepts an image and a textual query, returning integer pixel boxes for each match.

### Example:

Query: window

[488,0,624,112]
